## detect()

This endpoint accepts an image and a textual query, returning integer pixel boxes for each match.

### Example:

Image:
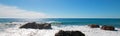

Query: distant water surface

[0,18,120,28]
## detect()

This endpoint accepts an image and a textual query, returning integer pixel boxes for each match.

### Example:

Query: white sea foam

[0,23,120,36]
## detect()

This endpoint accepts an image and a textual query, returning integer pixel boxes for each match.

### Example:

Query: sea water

[0,18,120,36]
[0,18,120,27]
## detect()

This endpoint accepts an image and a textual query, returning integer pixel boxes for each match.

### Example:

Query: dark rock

[101,25,115,31]
[55,30,85,36]
[20,22,52,29]
[88,24,100,28]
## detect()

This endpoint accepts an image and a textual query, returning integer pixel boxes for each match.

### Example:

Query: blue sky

[0,0,120,18]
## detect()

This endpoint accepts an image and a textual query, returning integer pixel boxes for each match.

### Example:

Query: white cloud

[0,4,49,18]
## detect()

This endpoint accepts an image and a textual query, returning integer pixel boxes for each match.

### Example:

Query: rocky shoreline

[0,22,120,36]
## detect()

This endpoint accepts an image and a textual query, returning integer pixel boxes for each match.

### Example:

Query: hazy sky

[0,0,120,18]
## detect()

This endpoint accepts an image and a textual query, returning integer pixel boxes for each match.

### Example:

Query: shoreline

[0,24,120,36]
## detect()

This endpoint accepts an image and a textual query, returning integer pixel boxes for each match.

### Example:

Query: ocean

[0,18,120,36]
[0,18,120,28]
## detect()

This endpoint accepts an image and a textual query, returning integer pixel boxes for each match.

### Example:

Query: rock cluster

[55,30,85,36]
[88,24,115,31]
[20,22,52,29]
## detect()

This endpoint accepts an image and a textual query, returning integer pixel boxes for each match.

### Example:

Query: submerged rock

[55,30,85,36]
[88,24,100,28]
[101,25,115,31]
[19,22,52,29]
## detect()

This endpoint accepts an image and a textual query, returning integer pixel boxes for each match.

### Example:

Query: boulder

[20,22,52,29]
[101,25,115,31]
[88,24,100,28]
[55,30,85,36]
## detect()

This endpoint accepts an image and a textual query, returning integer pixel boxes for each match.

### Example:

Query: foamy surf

[0,23,120,36]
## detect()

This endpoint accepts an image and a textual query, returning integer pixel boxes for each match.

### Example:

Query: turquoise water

[0,18,120,28]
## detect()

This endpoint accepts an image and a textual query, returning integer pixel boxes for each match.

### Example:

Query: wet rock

[55,30,85,36]
[88,24,100,28]
[101,25,115,31]
[20,22,52,29]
